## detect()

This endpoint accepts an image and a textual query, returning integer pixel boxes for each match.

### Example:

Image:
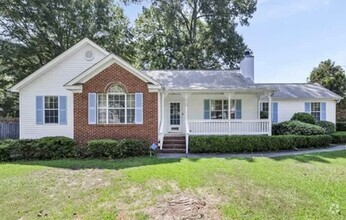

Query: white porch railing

[188,120,270,135]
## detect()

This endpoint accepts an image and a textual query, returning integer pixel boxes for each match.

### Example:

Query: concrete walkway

[158,145,346,159]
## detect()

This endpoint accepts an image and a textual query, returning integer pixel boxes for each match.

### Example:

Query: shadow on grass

[2,150,346,170]
[3,157,182,170]
[269,150,346,164]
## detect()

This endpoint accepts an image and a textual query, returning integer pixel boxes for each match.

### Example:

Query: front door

[170,102,181,132]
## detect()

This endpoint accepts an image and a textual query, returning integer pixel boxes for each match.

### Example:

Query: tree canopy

[133,0,256,70]
[0,0,257,117]
[308,59,346,96]
[0,0,133,117]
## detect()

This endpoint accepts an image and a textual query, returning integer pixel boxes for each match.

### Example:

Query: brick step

[163,139,186,144]
[164,136,185,141]
[160,148,186,154]
[162,144,186,149]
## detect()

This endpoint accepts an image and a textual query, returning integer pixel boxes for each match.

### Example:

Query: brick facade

[74,63,158,143]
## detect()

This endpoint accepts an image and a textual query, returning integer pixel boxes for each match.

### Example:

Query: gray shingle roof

[258,83,342,100]
[144,70,265,90]
[144,70,341,100]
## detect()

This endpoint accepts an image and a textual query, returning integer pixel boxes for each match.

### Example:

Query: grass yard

[0,151,345,219]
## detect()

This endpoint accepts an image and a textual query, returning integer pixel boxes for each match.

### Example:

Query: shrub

[189,135,332,153]
[117,139,150,158]
[272,120,325,135]
[291,112,316,124]
[330,132,346,144]
[35,136,76,159]
[86,139,150,159]
[336,122,346,131]
[7,139,38,160]
[0,137,76,161]
[86,139,119,158]
[316,121,336,134]
[0,140,12,161]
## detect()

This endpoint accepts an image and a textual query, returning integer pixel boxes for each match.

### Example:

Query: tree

[133,0,256,70]
[0,0,133,117]
[308,59,346,96]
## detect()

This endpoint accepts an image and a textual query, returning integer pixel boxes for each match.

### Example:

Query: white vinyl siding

[19,44,107,139]
[272,100,336,123]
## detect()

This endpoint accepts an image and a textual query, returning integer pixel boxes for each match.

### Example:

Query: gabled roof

[144,70,275,92]
[258,83,342,100]
[64,54,160,87]
[10,38,109,92]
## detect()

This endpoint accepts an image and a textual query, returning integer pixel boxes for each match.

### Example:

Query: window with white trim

[97,84,135,124]
[209,99,238,119]
[44,96,59,124]
[311,102,321,121]
[260,102,269,119]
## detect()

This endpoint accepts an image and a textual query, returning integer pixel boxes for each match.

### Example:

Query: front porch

[158,91,274,153]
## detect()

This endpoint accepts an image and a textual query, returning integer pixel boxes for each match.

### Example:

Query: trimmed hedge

[0,137,151,161]
[86,139,119,158]
[272,120,325,135]
[291,112,316,124]
[0,137,76,161]
[86,139,150,159]
[189,135,332,153]
[336,122,346,131]
[316,121,336,134]
[330,132,346,144]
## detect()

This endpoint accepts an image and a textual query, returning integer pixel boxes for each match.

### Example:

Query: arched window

[97,84,135,124]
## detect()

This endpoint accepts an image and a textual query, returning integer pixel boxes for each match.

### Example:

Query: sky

[123,0,346,83]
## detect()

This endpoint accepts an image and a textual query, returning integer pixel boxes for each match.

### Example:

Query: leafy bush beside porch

[189,135,332,153]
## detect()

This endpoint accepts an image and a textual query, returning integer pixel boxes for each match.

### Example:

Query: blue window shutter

[236,100,242,119]
[135,93,143,124]
[59,96,67,125]
[321,102,326,121]
[272,102,278,124]
[88,93,97,124]
[36,96,44,125]
[204,100,210,119]
[305,102,311,113]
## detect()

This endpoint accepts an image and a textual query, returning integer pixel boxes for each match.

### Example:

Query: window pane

[44,96,59,124]
[109,95,125,108]
[108,84,125,93]
[223,100,228,111]
[311,102,320,111]
[311,112,320,121]
[98,109,107,124]
[127,109,135,124]
[98,94,107,108]
[127,94,135,108]
[108,109,125,124]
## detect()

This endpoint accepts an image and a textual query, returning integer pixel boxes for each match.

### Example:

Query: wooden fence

[0,119,19,140]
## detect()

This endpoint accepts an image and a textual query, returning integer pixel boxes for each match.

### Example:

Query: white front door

[169,102,181,132]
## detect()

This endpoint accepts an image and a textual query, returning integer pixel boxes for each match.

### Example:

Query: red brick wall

[74,63,158,144]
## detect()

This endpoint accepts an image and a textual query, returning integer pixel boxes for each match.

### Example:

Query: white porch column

[268,93,272,136]
[159,92,168,149]
[182,93,191,154]
[256,94,261,119]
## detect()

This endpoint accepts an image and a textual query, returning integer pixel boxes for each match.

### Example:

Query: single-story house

[10,39,342,153]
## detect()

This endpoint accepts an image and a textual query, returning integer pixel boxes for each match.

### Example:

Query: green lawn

[0,151,345,219]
